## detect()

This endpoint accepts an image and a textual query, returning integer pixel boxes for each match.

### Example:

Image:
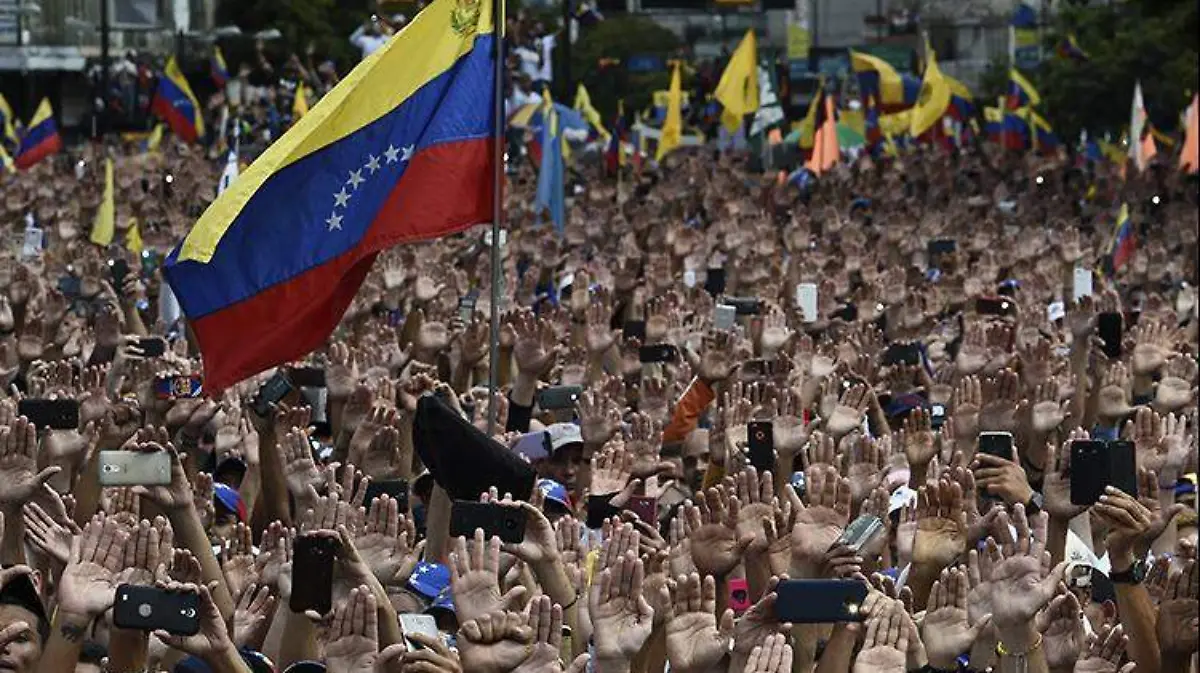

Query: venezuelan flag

[1055,34,1089,62]
[152,56,205,143]
[945,75,974,120]
[211,47,230,88]
[1109,203,1135,272]
[0,145,13,174]
[164,0,499,391]
[850,50,921,111]
[864,95,882,149]
[0,94,17,152]
[14,98,62,170]
[1007,69,1040,110]
[605,99,625,174]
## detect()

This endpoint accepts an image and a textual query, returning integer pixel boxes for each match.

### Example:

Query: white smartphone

[714,304,736,331]
[796,283,818,324]
[1047,301,1065,323]
[99,451,172,486]
[683,269,697,288]
[398,613,440,650]
[1073,267,1093,302]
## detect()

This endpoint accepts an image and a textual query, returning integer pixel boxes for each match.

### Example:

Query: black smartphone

[625,496,658,524]
[704,268,726,296]
[638,344,678,364]
[363,480,409,511]
[290,534,339,615]
[724,296,762,316]
[536,385,583,410]
[18,399,80,430]
[747,421,774,473]
[977,432,1014,462]
[1105,440,1139,498]
[1069,440,1108,506]
[1097,312,1122,359]
[138,337,166,358]
[832,303,858,322]
[883,342,921,366]
[976,296,1015,317]
[449,501,527,544]
[741,359,772,378]
[927,239,956,256]
[834,515,885,554]
[113,585,200,636]
[109,258,131,288]
[289,366,326,388]
[622,320,646,341]
[252,371,294,416]
[929,403,946,430]
[774,579,869,623]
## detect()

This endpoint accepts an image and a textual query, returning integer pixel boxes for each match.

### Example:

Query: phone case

[774,580,869,623]
[977,432,1014,462]
[290,535,339,615]
[1098,313,1122,359]
[1070,440,1108,506]
[99,451,172,486]
[625,497,658,524]
[18,399,80,430]
[1106,440,1138,498]
[622,320,647,340]
[399,614,439,649]
[1073,267,1093,301]
[796,284,818,323]
[713,304,736,331]
[364,480,409,510]
[138,338,166,357]
[113,585,200,635]
[638,344,678,364]
[747,421,774,473]
[449,502,527,544]
[537,385,583,410]
[835,515,884,553]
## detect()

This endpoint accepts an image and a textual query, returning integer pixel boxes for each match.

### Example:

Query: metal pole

[560,0,571,102]
[486,0,507,438]
[100,0,110,137]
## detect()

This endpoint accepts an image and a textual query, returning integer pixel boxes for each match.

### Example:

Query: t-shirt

[514,45,540,81]
[351,32,389,59]
[536,35,556,82]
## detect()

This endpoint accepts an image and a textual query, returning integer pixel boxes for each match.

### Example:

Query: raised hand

[590,552,654,667]
[0,416,61,506]
[220,523,258,600]
[457,610,533,673]
[911,480,968,572]
[353,494,421,586]
[1074,623,1130,673]
[511,308,559,376]
[280,428,322,505]
[900,408,937,469]
[57,514,128,619]
[1156,559,1198,657]
[152,581,235,659]
[683,487,754,578]
[789,465,852,578]
[1037,590,1086,671]
[230,583,275,651]
[986,506,1064,631]
[854,607,908,673]
[117,518,164,587]
[698,331,738,383]
[923,566,991,669]
[514,595,581,673]
[971,445,1033,506]
[321,585,379,673]
[449,529,525,624]
[827,383,870,437]
[741,632,793,673]
[662,573,735,673]
[128,441,193,511]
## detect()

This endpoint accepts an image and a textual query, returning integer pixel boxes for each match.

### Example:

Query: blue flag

[535,99,565,233]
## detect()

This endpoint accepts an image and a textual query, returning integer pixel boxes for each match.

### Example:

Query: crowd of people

[2,7,1200,673]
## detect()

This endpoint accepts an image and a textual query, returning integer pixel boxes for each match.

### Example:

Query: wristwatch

[1024,491,1044,516]
[1109,559,1146,584]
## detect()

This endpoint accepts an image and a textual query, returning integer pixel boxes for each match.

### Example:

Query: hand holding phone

[113,585,200,635]
[290,534,340,615]
[449,501,527,544]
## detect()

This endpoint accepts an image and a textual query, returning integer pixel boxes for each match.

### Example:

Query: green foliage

[992,0,1198,140]
[570,15,682,120]
[215,0,367,71]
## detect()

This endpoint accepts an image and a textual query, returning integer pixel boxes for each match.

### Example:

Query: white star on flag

[347,169,365,190]
[401,145,415,161]
[365,154,381,174]
[384,145,400,164]
[326,213,343,231]
[334,188,351,208]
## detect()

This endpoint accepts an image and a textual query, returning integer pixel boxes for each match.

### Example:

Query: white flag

[1129,81,1148,169]
[217,150,239,197]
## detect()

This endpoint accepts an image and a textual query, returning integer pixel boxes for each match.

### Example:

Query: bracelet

[560,593,581,611]
[996,632,1043,657]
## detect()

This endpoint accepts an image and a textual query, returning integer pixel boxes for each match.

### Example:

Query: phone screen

[714,304,736,331]
[977,432,1014,462]
[1098,312,1122,359]
[747,421,774,473]
[638,344,678,364]
[290,535,339,615]
[796,284,818,323]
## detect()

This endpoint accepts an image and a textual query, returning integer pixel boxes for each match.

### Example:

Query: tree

[569,15,683,121]
[216,0,365,71]
[980,0,1198,140]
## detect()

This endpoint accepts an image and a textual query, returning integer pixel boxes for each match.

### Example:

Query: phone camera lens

[138,603,153,618]
[504,518,517,530]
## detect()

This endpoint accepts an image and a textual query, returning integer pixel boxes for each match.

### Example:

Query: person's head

[74,642,106,673]
[536,479,572,523]
[680,428,709,492]
[533,424,585,491]
[211,483,246,542]
[0,573,48,673]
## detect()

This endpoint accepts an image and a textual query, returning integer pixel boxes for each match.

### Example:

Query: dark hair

[0,571,50,644]
[80,641,108,666]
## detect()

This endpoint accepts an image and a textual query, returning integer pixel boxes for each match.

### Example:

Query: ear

[1101,599,1118,623]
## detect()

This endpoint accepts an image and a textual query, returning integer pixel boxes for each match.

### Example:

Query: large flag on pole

[1182,93,1199,174]
[1128,81,1156,172]
[715,29,758,132]
[910,40,951,138]
[573,83,607,141]
[656,61,683,161]
[164,0,499,391]
[14,99,62,169]
[151,57,206,143]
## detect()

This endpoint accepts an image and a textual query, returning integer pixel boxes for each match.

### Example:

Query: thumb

[34,466,62,484]
[718,608,736,638]
[1165,503,1189,525]
[971,613,993,638]
[736,534,756,554]
[500,585,528,610]
[377,644,406,668]
[565,653,591,673]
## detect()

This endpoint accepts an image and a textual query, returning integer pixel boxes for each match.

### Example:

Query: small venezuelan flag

[164,0,499,391]
[211,47,230,88]
[152,57,205,143]
[1109,203,1135,273]
[1006,68,1040,110]
[14,98,62,169]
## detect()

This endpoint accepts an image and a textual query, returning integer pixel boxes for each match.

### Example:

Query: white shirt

[536,35,556,82]
[350,29,389,59]
[507,88,542,117]
[514,45,541,81]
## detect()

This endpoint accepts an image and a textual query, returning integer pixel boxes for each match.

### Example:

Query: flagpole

[486,0,506,437]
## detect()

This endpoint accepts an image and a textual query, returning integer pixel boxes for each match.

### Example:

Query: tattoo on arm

[59,621,88,643]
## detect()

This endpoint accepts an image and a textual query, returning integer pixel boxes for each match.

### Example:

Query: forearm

[258,429,292,527]
[0,505,26,565]
[1161,653,1194,673]
[425,485,453,562]
[995,622,1050,673]
[631,625,666,673]
[106,628,149,673]
[813,622,858,673]
[1047,516,1070,566]
[36,611,91,673]
[1115,582,1162,673]
[744,552,773,604]
[906,563,941,611]
[510,371,538,408]
[167,503,235,619]
[239,462,262,521]
[277,611,320,670]
[791,624,829,673]
[73,448,104,527]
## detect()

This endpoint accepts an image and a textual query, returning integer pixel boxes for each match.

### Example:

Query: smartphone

[714,304,736,331]
[18,399,80,430]
[288,366,326,388]
[449,501,527,544]
[625,496,658,524]
[1073,267,1093,302]
[976,296,1015,317]
[1047,301,1066,323]
[927,239,956,256]
[977,432,1014,462]
[833,303,858,322]
[99,451,172,486]
[929,403,946,430]
[704,268,726,295]
[834,515,884,554]
[363,480,409,511]
[290,535,340,615]
[774,579,869,623]
[724,296,762,316]
[109,258,131,288]
[741,359,771,378]
[252,371,294,417]
[883,342,921,366]
[796,283,818,324]
[1097,312,1122,359]
[1105,440,1138,498]
[398,614,439,651]
[113,585,200,636]
[458,297,476,323]
[1069,440,1108,506]
[154,374,203,400]
[536,385,583,410]
[638,344,678,364]
[622,320,646,341]
[683,269,697,288]
[747,421,774,473]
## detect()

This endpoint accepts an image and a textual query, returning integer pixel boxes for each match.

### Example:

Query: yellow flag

[573,83,608,140]
[656,62,683,161]
[292,86,309,121]
[1181,94,1199,174]
[90,158,115,246]
[909,39,951,138]
[147,123,163,152]
[126,217,144,254]
[715,29,759,132]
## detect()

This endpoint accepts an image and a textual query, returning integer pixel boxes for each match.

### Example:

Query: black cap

[0,569,50,643]
[412,395,536,501]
